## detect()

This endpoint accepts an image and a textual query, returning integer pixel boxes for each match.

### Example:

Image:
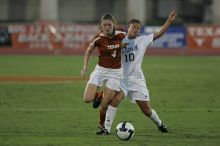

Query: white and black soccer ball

[116,121,135,141]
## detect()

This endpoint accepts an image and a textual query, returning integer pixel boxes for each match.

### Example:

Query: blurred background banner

[143,26,186,49]
[1,23,220,55]
[7,23,98,54]
[186,25,220,49]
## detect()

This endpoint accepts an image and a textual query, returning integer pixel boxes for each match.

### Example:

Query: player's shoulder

[93,32,102,39]
[115,30,126,36]
[115,25,126,36]
[91,32,102,42]
[137,33,154,41]
[138,33,153,38]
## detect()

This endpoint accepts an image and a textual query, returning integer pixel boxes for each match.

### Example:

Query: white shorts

[128,91,150,103]
[120,79,150,103]
[87,65,122,91]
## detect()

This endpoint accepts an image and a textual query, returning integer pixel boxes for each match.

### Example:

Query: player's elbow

[153,32,161,41]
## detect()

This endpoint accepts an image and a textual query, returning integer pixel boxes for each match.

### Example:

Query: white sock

[149,109,162,127]
[104,105,117,133]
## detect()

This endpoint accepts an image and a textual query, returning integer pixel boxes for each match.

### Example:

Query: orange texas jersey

[90,30,126,69]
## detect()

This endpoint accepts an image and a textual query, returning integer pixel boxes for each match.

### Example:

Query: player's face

[127,23,141,38]
[101,19,115,36]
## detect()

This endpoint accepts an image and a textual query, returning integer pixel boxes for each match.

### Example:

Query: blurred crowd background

[0,0,219,24]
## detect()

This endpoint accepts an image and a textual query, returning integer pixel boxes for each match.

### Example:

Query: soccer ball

[116,121,135,141]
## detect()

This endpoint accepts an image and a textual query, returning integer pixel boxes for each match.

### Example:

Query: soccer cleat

[158,123,168,133]
[96,128,110,135]
[93,91,103,109]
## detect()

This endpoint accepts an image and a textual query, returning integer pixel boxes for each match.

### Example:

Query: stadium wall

[0,23,220,55]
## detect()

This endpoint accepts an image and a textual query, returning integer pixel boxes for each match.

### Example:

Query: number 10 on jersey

[125,53,134,62]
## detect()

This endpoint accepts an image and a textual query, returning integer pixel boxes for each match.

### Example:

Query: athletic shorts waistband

[96,65,122,72]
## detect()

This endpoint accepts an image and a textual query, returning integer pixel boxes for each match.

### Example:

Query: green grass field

[0,55,220,146]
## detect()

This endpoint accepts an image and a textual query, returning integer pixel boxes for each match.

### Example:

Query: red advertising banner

[186,25,220,49]
[7,23,99,54]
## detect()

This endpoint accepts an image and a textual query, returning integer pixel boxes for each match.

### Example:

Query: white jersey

[121,34,153,81]
[120,34,154,98]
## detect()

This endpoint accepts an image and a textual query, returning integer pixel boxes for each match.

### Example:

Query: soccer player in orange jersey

[81,13,126,133]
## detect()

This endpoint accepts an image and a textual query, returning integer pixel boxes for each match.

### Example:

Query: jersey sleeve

[141,33,154,48]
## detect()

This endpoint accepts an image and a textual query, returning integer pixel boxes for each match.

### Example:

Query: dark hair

[100,13,117,24]
[128,19,141,26]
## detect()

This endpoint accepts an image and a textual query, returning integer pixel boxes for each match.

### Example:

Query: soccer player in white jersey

[96,10,177,135]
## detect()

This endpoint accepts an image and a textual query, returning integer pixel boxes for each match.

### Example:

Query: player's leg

[96,74,121,135]
[104,90,125,133]
[101,87,116,110]
[136,100,160,123]
[98,76,121,112]
[101,80,127,133]
[83,69,104,104]
[83,83,98,103]
[93,90,103,108]
[96,90,124,135]
[136,100,168,133]
[98,107,106,128]
[96,87,116,135]
[132,91,168,133]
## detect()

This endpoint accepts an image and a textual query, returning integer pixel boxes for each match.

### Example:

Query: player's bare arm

[80,43,96,78]
[153,10,177,41]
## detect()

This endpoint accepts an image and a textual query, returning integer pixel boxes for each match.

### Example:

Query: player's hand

[168,10,177,22]
[80,68,87,78]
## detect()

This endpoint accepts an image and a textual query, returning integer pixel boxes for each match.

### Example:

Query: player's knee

[110,97,121,107]
[84,99,91,103]
[83,96,93,103]
[110,91,124,107]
